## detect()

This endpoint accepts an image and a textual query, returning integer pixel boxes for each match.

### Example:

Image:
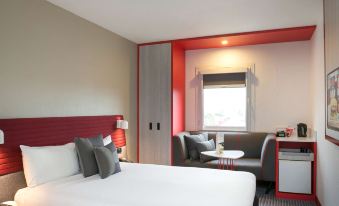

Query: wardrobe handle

[157,122,160,130]
[149,122,152,130]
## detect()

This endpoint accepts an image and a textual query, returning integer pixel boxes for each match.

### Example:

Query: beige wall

[313,0,339,205]
[0,0,137,161]
[185,41,312,132]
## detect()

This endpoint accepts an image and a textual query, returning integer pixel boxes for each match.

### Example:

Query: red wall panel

[172,43,186,136]
[0,115,125,175]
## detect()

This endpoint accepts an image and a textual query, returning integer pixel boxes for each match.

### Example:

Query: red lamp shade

[112,120,127,148]
[112,131,126,148]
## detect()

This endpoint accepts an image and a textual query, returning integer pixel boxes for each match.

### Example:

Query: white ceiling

[47,0,321,44]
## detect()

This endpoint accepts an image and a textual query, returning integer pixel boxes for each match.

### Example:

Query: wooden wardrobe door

[139,43,171,165]
[154,43,171,165]
[139,45,157,164]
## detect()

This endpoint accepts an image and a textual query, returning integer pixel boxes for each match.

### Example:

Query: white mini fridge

[278,150,314,194]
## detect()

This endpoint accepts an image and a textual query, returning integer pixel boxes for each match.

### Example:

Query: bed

[0,116,257,206]
[14,163,256,206]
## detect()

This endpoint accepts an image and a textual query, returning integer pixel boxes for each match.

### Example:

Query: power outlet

[117,147,122,154]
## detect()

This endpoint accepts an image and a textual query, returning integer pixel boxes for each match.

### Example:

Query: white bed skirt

[15,163,256,206]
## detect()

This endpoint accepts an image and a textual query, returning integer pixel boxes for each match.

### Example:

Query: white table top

[276,133,316,142]
[276,129,317,142]
[276,136,316,142]
[201,150,244,159]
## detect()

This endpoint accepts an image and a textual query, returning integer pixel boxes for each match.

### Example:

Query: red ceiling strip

[139,26,316,51]
[0,115,125,176]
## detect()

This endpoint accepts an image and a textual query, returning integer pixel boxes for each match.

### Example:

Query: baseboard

[315,196,322,206]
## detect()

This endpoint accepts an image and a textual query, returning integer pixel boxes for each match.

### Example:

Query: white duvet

[15,163,256,206]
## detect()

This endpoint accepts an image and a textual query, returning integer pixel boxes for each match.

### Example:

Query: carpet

[257,194,316,206]
[256,182,316,206]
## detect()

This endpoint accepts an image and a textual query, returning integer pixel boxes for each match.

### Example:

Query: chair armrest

[172,132,190,166]
[119,158,133,163]
[260,133,276,182]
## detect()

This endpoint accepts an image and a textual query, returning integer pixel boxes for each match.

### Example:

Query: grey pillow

[196,139,218,163]
[88,136,104,147]
[184,134,208,160]
[105,142,121,174]
[189,131,209,140]
[74,134,104,177]
[94,147,116,179]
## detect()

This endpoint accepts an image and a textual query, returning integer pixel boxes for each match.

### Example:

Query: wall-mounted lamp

[221,40,228,45]
[0,129,4,144]
[117,120,128,130]
[116,120,128,154]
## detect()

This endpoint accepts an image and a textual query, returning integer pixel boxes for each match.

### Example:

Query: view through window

[203,86,247,130]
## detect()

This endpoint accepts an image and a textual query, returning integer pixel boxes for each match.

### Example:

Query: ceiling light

[221,40,228,45]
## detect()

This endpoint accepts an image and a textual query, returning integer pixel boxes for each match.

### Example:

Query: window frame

[202,84,248,131]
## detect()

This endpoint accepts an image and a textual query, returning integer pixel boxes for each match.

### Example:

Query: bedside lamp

[117,120,128,130]
[0,129,4,144]
[115,120,128,154]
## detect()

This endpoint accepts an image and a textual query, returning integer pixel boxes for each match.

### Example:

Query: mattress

[15,163,256,206]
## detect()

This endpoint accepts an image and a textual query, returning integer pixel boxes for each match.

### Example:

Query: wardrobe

[138,42,185,165]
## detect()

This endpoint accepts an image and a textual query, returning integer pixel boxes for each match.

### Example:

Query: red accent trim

[176,26,316,50]
[0,115,124,176]
[313,143,317,196]
[139,40,172,47]
[325,135,339,146]
[275,140,317,201]
[276,192,316,201]
[172,43,186,135]
[171,43,186,165]
[139,26,316,50]
[275,141,279,195]
[316,196,322,206]
[171,43,174,166]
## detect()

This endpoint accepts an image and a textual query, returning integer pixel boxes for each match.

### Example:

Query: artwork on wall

[326,67,339,145]
[324,0,339,146]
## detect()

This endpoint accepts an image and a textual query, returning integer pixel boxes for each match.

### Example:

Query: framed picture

[326,67,339,145]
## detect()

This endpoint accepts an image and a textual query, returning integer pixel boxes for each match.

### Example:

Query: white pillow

[20,143,80,187]
[103,135,112,146]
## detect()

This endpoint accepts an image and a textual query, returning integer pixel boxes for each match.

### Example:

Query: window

[202,72,247,131]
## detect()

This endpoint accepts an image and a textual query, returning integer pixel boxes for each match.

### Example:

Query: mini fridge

[278,149,314,194]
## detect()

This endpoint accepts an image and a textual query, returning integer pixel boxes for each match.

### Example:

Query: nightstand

[0,201,16,206]
[119,157,133,163]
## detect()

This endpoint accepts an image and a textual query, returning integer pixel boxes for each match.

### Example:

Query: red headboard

[0,115,125,176]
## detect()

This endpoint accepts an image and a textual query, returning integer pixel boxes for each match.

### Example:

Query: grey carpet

[257,194,316,206]
[256,182,316,206]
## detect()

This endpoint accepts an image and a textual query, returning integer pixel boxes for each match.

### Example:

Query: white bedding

[15,163,256,206]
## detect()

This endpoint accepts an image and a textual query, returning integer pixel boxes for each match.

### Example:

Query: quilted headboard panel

[0,115,125,176]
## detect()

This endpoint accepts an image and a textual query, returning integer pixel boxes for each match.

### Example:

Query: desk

[275,135,317,201]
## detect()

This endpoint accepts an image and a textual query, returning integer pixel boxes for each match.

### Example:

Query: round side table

[201,150,244,170]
